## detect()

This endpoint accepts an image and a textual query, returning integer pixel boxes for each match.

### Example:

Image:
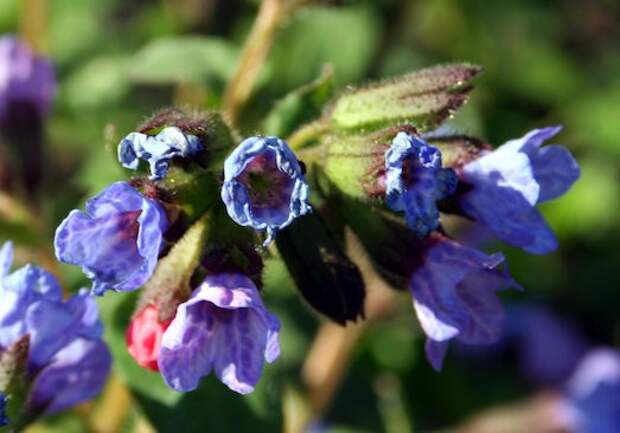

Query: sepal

[328,64,482,133]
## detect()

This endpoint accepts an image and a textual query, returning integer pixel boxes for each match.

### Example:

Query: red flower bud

[126,304,171,371]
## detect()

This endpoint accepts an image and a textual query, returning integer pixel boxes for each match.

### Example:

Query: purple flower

[385,132,457,236]
[0,36,55,124]
[508,305,588,386]
[158,273,280,394]
[54,182,168,296]
[221,136,311,243]
[558,349,620,433]
[118,126,203,180]
[408,235,519,371]
[0,392,8,427]
[457,126,579,254]
[0,241,111,416]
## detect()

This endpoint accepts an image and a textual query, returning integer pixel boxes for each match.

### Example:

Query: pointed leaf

[275,213,365,325]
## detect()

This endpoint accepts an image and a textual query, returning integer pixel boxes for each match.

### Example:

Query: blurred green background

[1,0,619,432]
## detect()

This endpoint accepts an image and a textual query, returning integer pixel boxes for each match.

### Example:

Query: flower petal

[29,338,111,415]
[459,182,558,254]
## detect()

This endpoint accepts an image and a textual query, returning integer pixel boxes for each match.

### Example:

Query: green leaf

[62,55,132,111]
[275,213,365,325]
[263,66,335,137]
[267,6,381,91]
[128,36,239,85]
[329,63,482,133]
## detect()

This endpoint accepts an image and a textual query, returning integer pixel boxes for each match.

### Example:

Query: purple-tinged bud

[221,136,311,243]
[328,63,481,133]
[54,182,168,295]
[158,273,280,394]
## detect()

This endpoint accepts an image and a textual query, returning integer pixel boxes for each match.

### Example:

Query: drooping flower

[221,136,311,243]
[0,241,111,417]
[0,36,55,124]
[557,349,620,433]
[457,126,580,254]
[385,132,457,236]
[54,182,168,296]
[408,235,519,371]
[158,273,280,394]
[0,392,8,427]
[126,303,171,371]
[118,126,203,180]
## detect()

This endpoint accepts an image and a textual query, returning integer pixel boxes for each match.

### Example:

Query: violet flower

[158,273,280,394]
[457,127,579,254]
[221,136,311,244]
[408,235,519,370]
[0,36,55,124]
[385,132,457,236]
[0,241,110,416]
[54,182,168,295]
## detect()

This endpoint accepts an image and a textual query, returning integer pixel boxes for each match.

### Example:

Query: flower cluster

[49,63,579,396]
[0,242,110,419]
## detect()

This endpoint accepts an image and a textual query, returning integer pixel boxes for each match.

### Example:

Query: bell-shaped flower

[118,126,203,180]
[221,136,311,244]
[0,241,111,417]
[385,132,457,236]
[408,235,519,371]
[54,182,168,295]
[457,126,579,254]
[0,36,55,124]
[158,273,280,394]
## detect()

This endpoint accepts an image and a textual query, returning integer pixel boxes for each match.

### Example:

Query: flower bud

[328,64,481,133]
[126,304,171,371]
[323,127,403,200]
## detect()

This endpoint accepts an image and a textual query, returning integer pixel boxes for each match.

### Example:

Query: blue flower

[221,136,311,243]
[0,392,8,427]
[559,349,620,433]
[0,36,55,124]
[118,126,203,180]
[458,126,580,254]
[158,273,280,394]
[385,132,457,237]
[0,241,111,416]
[54,182,168,296]
[408,235,519,371]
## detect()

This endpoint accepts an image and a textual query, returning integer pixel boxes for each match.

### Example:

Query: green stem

[286,119,331,150]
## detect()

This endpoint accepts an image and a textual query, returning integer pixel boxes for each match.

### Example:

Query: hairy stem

[223,0,287,126]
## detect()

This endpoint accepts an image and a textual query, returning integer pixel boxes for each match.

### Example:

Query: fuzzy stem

[286,119,331,151]
[223,0,287,126]
[19,0,48,54]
